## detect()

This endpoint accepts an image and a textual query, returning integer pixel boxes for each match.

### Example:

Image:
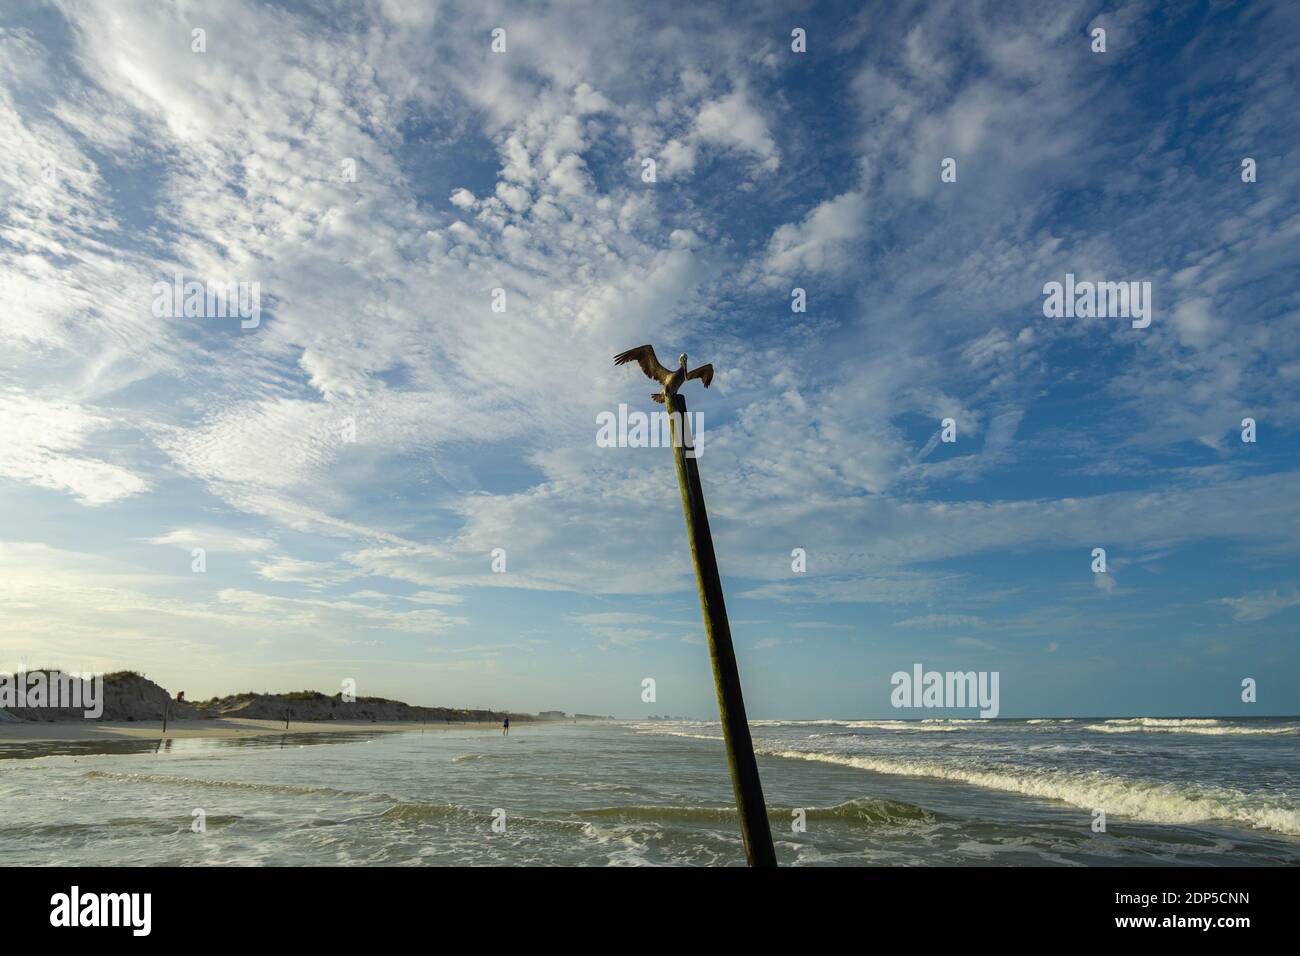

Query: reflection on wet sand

[0,730,393,761]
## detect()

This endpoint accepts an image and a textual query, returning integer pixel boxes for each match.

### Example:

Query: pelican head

[678,353,688,367]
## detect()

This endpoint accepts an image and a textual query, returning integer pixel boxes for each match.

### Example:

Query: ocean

[2,717,1297,866]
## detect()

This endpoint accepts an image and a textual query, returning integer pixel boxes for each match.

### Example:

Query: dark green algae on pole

[666,393,777,868]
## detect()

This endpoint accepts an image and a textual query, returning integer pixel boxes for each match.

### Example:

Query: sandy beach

[0,718,515,743]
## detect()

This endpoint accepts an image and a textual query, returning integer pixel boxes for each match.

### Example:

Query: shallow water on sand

[1,719,1296,866]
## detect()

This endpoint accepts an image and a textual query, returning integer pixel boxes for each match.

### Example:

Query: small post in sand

[667,394,777,867]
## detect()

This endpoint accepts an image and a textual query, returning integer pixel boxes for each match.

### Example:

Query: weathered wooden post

[667,394,777,867]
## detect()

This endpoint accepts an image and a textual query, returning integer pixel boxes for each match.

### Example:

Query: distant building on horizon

[538,710,567,719]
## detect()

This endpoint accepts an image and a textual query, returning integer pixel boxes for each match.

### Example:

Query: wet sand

[0,717,515,742]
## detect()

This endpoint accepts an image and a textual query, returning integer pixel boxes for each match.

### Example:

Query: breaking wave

[760,748,1300,836]
[1086,719,1299,737]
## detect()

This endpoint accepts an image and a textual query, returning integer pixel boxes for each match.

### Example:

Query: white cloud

[253,556,356,588]
[895,614,986,629]
[216,588,466,634]
[1170,297,1219,349]
[148,527,274,554]
[692,86,780,174]
[1216,585,1300,622]
[0,391,148,505]
[757,190,868,281]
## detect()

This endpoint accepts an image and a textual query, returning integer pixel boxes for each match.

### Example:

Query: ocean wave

[807,797,939,824]
[760,748,1300,836]
[1086,719,1299,737]
[1108,718,1222,726]
[0,815,244,837]
[378,802,478,823]
[842,721,961,732]
[574,797,936,827]
[634,723,972,738]
[450,752,514,762]
[82,770,382,800]
[379,802,590,834]
[751,718,982,729]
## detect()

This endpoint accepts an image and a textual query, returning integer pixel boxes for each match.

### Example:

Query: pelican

[614,345,714,403]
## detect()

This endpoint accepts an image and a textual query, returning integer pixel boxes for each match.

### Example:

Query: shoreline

[0,717,527,743]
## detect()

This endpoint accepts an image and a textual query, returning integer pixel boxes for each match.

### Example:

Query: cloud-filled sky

[1,0,1297,718]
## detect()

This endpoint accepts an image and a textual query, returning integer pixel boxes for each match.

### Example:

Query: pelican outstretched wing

[685,363,714,388]
[614,345,671,385]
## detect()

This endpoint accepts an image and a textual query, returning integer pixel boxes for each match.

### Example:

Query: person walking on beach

[502,716,510,737]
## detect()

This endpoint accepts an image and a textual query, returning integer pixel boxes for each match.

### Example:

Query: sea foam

[759,748,1300,836]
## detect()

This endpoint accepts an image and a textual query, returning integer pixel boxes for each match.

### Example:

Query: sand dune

[1,670,529,728]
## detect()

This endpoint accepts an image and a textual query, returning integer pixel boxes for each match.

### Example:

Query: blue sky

[0,0,1297,719]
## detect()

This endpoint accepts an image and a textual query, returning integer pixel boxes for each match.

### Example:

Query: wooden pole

[667,394,777,867]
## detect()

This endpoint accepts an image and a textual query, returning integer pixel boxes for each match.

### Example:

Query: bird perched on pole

[614,345,714,403]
